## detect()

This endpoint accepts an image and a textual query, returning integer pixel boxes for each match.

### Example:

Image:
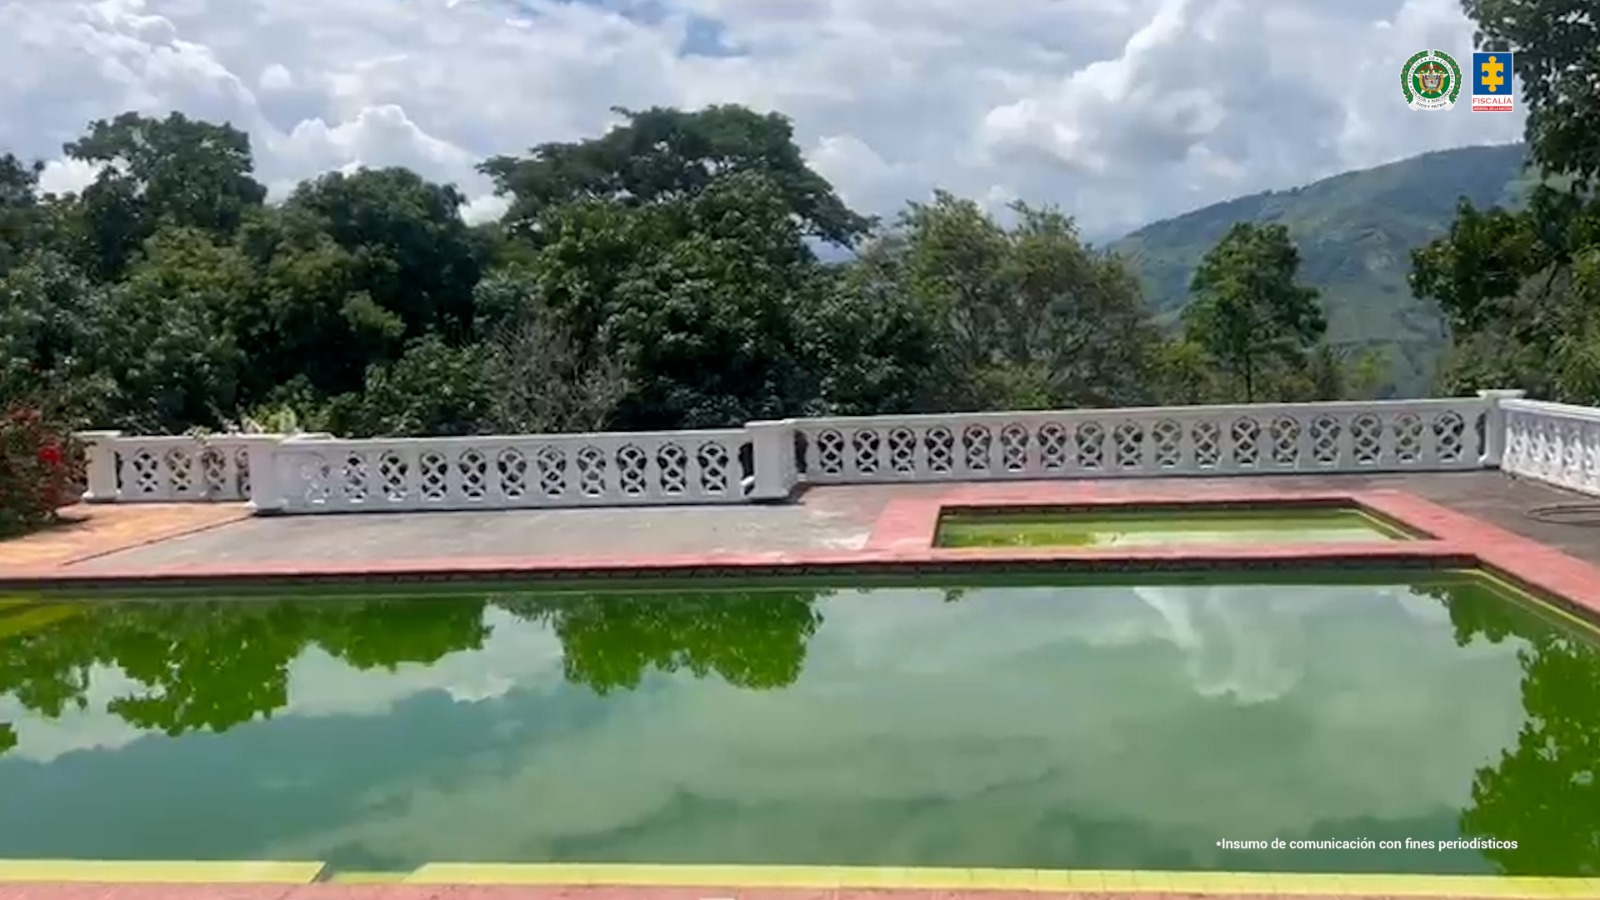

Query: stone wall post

[1477,388,1527,468]
[744,419,799,501]
[237,434,288,515]
[77,430,123,503]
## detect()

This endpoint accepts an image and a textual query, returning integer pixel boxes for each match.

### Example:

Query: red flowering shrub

[0,405,84,538]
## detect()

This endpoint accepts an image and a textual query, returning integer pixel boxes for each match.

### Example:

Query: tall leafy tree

[481,104,873,247]
[0,154,44,278]
[1462,0,1600,187]
[230,205,405,403]
[0,250,122,421]
[61,112,267,280]
[1183,222,1326,402]
[282,168,486,344]
[1407,0,1600,400]
[519,171,821,429]
[868,192,1160,411]
[473,269,630,433]
[795,261,944,416]
[104,227,250,431]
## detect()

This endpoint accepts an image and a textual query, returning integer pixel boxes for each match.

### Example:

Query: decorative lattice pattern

[89,396,1568,513]
[112,437,256,502]
[276,433,748,511]
[796,402,1491,483]
[1503,404,1600,497]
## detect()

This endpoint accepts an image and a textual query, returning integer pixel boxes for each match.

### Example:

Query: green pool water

[0,570,1595,877]
[935,506,1418,548]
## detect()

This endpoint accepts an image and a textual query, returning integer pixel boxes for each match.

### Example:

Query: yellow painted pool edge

[0,862,1593,895]
[0,859,326,883]
[0,604,84,641]
[1469,566,1600,642]
[326,870,412,884]
[402,864,1600,895]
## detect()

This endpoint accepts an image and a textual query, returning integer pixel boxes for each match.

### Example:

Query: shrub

[0,405,84,538]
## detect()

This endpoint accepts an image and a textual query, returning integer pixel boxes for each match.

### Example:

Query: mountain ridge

[1111,142,1534,396]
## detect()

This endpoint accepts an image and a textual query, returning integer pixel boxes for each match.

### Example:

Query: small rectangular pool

[0,568,1593,878]
[934,504,1420,548]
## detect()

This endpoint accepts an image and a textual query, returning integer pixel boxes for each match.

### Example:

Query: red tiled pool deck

[2,471,1599,900]
[1,473,1597,625]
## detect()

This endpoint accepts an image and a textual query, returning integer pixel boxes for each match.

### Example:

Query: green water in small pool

[935,506,1418,547]
[0,569,1595,877]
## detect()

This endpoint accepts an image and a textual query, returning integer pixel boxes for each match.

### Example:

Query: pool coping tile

[0,860,325,884]
[3,484,1595,636]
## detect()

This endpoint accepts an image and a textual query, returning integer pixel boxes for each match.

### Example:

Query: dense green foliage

[1,106,1371,450]
[1409,0,1600,402]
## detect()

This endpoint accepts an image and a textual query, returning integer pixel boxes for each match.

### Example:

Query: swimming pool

[934,504,1419,548]
[0,569,1594,878]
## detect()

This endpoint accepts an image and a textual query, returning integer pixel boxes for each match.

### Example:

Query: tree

[99,227,249,432]
[1407,0,1600,402]
[795,261,944,416]
[518,171,821,429]
[230,206,405,402]
[282,168,486,344]
[325,334,491,438]
[867,192,1161,411]
[1461,0,1600,186]
[481,104,873,247]
[1410,190,1599,400]
[1183,222,1326,402]
[473,270,629,433]
[61,112,267,280]
[0,154,44,277]
[0,250,121,422]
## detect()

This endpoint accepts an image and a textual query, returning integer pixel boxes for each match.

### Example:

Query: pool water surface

[0,570,1594,877]
[934,506,1418,548]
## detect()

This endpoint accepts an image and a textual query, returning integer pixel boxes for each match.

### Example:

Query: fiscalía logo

[1401,49,1462,110]
[1472,52,1515,112]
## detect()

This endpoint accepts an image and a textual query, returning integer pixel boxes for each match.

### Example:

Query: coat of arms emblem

[1402,50,1463,110]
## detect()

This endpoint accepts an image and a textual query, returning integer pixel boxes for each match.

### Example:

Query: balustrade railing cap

[1476,388,1529,399]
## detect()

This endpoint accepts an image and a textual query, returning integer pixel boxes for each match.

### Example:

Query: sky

[0,0,1526,241]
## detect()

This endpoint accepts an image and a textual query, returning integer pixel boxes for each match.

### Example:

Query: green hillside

[1112,143,1535,396]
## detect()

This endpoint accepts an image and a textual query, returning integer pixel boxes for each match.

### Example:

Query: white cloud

[0,0,1525,236]
[35,157,105,195]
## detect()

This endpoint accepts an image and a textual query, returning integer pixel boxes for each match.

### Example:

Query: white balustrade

[73,392,1600,514]
[268,430,753,513]
[790,398,1494,483]
[78,432,301,503]
[1501,398,1600,497]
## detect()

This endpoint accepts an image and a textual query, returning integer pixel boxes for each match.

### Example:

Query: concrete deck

[14,471,1599,576]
